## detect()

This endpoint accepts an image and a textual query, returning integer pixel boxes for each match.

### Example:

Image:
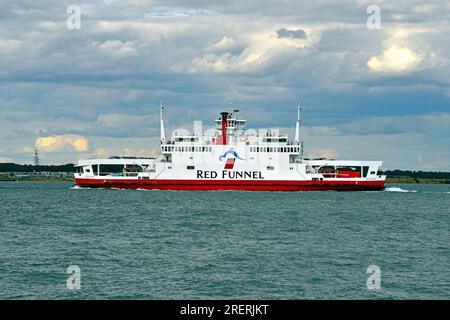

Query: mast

[160,101,166,144]
[294,102,301,145]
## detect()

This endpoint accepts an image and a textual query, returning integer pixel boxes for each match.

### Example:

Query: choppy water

[0,181,449,299]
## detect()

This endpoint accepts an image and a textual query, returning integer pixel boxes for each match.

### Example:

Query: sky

[0,0,449,170]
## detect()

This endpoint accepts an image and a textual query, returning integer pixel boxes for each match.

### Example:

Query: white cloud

[96,40,139,56]
[367,46,422,73]
[0,156,12,162]
[188,28,318,74]
[36,135,89,152]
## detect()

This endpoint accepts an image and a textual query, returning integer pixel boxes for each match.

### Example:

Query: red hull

[74,178,385,191]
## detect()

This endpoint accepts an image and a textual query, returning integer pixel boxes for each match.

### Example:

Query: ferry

[74,103,385,191]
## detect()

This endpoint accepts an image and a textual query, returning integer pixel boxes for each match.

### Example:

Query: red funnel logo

[224,158,235,169]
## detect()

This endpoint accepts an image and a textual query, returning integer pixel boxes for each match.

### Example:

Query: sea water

[0,182,449,299]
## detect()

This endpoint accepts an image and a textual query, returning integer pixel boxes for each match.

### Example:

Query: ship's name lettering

[197,170,264,179]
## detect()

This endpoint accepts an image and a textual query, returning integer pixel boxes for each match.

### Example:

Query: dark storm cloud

[276,28,307,39]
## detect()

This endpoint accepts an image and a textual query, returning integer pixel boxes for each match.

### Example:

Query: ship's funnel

[220,112,229,145]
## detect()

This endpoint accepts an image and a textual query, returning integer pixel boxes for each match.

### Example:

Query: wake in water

[70,185,87,190]
[385,187,418,193]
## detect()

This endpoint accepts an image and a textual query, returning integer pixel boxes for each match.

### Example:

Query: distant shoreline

[386,177,450,184]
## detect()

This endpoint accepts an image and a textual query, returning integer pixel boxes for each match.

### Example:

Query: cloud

[0,156,12,163]
[367,46,422,73]
[307,149,337,159]
[276,28,307,39]
[188,28,319,74]
[35,135,89,152]
[0,39,21,55]
[0,1,449,169]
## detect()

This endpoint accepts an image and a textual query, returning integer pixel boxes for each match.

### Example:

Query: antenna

[33,147,40,166]
[160,101,166,144]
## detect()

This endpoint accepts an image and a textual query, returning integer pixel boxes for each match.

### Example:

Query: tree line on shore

[0,163,75,172]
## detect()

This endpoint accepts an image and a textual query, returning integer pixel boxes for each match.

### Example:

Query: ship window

[85,168,91,173]
[283,147,287,152]
[267,166,274,170]
[370,171,376,175]
[337,166,358,171]
[363,166,369,177]
[100,164,125,175]
[187,165,195,170]
[92,166,98,175]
